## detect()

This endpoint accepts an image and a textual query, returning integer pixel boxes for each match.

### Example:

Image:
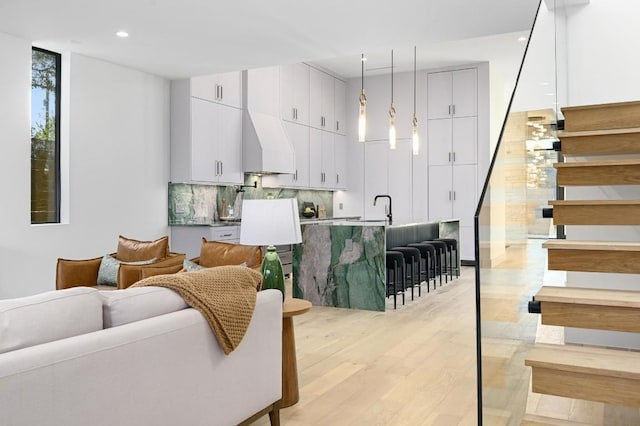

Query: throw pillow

[97,254,157,286]
[116,235,169,262]
[199,238,262,269]
[183,258,204,272]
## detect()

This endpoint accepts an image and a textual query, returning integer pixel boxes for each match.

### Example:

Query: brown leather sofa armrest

[117,252,186,289]
[56,256,102,290]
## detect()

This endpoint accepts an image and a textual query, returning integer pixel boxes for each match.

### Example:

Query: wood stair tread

[542,240,640,251]
[536,286,640,308]
[562,100,640,113]
[549,199,640,206]
[554,159,640,168]
[525,343,640,380]
[559,127,640,138]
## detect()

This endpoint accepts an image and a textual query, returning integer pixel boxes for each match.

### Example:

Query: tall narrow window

[31,47,61,224]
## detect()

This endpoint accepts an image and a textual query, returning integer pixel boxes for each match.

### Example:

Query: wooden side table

[281,297,312,408]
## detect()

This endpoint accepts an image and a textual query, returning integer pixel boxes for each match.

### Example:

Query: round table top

[283,298,312,318]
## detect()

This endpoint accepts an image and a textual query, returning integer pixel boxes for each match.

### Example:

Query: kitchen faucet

[373,195,392,225]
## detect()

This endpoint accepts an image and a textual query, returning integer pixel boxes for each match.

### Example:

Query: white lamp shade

[240,198,302,246]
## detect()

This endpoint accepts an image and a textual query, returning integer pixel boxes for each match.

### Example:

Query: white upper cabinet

[244,66,280,116]
[334,79,346,135]
[170,80,243,185]
[309,128,335,188]
[191,71,242,109]
[190,98,243,185]
[280,63,310,125]
[309,68,335,131]
[427,68,476,119]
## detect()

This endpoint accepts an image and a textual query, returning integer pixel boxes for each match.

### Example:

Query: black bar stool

[435,238,459,278]
[407,242,437,292]
[385,251,405,309]
[390,246,421,301]
[421,240,448,285]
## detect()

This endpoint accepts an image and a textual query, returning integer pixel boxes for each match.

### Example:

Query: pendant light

[358,53,367,142]
[389,49,397,150]
[412,46,420,155]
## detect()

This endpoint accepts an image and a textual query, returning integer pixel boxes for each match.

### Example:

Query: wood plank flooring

[253,268,479,426]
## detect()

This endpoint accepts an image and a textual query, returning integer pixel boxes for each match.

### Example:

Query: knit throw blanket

[131,266,263,355]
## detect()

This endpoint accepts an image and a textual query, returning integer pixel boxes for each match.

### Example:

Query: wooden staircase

[526,100,640,408]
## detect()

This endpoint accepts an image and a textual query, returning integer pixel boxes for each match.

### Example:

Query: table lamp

[240,198,302,300]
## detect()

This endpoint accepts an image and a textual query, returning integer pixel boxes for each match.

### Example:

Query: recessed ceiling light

[517,36,527,42]
[116,31,129,38]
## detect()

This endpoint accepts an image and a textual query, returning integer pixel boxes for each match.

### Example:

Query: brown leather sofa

[56,235,185,290]
[191,238,263,272]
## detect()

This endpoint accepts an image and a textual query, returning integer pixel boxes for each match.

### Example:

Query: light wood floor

[252,242,640,425]
[254,268,479,426]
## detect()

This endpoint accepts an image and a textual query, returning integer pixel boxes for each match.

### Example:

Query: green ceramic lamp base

[261,245,285,301]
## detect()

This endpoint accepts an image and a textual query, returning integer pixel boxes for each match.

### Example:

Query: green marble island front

[292,222,387,312]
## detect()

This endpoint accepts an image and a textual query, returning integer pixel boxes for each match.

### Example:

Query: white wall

[566,0,640,105]
[0,32,170,298]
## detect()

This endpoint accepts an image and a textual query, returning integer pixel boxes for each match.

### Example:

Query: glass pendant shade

[389,103,397,150]
[412,114,419,155]
[358,89,367,142]
[358,53,367,142]
[389,49,396,150]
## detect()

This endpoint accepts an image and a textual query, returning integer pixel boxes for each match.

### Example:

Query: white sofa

[0,286,283,426]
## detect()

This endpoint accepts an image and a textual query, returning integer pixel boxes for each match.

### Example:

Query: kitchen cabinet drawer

[211,226,239,241]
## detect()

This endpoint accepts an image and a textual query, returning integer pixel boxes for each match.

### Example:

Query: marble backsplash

[168,176,334,225]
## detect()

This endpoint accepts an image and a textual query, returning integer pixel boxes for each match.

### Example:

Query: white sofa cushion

[0,287,103,354]
[101,286,188,328]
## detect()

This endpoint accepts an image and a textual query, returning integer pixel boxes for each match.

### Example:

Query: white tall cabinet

[264,65,347,191]
[171,75,243,185]
[427,67,479,262]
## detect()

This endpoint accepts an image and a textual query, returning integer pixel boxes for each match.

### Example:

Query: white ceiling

[0,0,541,80]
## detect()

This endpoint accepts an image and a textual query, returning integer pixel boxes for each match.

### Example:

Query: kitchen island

[293,219,460,312]
[293,220,387,311]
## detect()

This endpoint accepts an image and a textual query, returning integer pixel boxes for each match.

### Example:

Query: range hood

[242,110,295,174]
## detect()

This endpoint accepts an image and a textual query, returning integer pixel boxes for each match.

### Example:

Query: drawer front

[211,226,239,241]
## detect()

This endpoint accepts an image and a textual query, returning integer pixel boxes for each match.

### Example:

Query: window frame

[31,46,62,224]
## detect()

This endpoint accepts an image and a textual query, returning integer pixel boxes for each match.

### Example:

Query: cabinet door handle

[453,152,456,162]
[220,161,223,176]
[336,174,340,184]
[336,121,340,132]
[449,191,452,201]
[448,105,451,115]
[453,191,456,201]
[294,169,298,181]
[452,104,456,115]
[221,233,232,237]
[220,85,223,101]
[215,160,219,176]
[448,152,451,162]
[215,84,220,101]
[292,107,296,120]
